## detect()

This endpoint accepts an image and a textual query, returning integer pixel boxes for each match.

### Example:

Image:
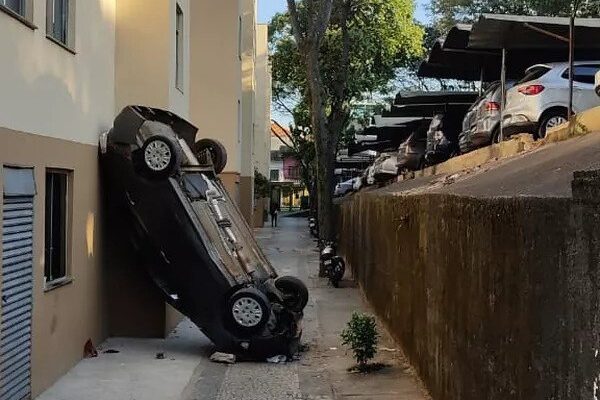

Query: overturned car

[100,106,308,358]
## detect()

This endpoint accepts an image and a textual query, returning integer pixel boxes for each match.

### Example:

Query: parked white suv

[503,62,600,139]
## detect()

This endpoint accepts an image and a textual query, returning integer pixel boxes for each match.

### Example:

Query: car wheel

[538,110,568,139]
[140,136,181,179]
[227,287,271,334]
[275,276,309,312]
[194,139,228,174]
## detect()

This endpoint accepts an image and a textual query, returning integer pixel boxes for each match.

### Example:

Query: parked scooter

[319,241,346,288]
[308,217,319,238]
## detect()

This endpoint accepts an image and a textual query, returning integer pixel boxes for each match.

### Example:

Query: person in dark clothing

[270,202,280,227]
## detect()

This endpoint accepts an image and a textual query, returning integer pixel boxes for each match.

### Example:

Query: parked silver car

[503,62,600,139]
[459,81,513,152]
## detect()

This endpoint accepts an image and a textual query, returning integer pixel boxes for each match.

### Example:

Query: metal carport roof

[418,15,600,81]
[469,14,600,50]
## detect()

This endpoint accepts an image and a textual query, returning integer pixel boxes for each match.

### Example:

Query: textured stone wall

[338,175,600,400]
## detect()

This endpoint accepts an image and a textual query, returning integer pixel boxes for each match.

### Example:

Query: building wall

[109,0,191,338]
[0,0,116,144]
[253,24,271,179]
[115,0,190,117]
[239,0,257,223]
[189,0,242,202]
[0,0,117,394]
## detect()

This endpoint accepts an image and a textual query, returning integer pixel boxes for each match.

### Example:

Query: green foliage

[340,311,379,367]
[254,170,271,199]
[270,0,424,132]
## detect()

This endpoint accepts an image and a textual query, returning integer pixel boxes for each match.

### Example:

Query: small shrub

[340,311,379,369]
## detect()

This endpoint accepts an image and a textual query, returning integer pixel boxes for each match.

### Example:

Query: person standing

[270,202,280,227]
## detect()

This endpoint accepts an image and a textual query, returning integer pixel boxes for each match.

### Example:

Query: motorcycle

[319,241,346,288]
[308,217,318,238]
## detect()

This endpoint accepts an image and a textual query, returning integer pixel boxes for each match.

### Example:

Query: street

[182,216,429,400]
[38,216,429,400]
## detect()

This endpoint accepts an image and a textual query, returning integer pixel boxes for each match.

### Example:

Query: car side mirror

[595,70,600,97]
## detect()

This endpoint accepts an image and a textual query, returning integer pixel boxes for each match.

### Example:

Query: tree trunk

[304,49,336,243]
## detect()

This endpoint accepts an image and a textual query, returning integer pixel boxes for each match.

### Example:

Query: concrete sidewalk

[37,322,212,400]
[38,217,429,400]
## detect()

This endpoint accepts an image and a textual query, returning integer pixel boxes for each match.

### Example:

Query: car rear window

[561,65,600,84]
[517,66,551,85]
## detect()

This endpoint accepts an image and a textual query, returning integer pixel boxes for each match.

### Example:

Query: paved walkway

[38,217,429,400]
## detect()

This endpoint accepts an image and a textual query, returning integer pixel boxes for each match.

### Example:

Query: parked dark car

[397,122,429,172]
[100,106,308,358]
[425,107,469,165]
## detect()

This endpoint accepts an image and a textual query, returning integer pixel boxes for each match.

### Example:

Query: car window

[517,66,551,85]
[561,65,600,84]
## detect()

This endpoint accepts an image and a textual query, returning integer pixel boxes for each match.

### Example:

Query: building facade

[0,0,271,397]
[269,123,307,210]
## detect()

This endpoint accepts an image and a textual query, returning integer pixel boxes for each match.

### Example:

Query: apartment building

[252,23,272,227]
[0,0,271,397]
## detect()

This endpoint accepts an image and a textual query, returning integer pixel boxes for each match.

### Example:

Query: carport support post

[500,48,507,142]
[568,15,575,119]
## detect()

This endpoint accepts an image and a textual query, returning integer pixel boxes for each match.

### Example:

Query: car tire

[227,287,271,334]
[139,135,182,179]
[275,276,309,312]
[537,109,568,140]
[194,139,228,174]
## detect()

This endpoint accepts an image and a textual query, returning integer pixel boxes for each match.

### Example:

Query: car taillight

[518,85,545,95]
[485,101,500,111]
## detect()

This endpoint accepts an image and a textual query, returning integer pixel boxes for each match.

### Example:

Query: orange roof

[271,121,290,137]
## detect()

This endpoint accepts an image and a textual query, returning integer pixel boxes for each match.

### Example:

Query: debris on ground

[103,349,120,354]
[155,352,165,360]
[265,355,287,363]
[83,339,98,358]
[379,347,397,352]
[210,352,236,364]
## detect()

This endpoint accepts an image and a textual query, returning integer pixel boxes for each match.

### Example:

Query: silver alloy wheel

[144,140,172,171]
[545,116,568,130]
[231,296,263,327]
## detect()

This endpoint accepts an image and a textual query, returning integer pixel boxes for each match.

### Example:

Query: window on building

[270,169,280,181]
[45,170,70,284]
[47,0,75,50]
[1,0,23,15]
[175,4,184,91]
[0,0,33,25]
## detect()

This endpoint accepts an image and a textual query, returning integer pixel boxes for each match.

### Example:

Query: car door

[572,64,600,112]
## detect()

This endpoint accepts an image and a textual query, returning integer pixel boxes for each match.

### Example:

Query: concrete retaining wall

[338,174,600,400]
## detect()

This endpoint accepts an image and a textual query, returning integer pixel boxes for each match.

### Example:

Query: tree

[272,0,423,240]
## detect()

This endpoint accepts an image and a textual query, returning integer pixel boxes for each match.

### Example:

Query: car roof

[526,61,600,73]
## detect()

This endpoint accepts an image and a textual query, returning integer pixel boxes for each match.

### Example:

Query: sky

[257,0,430,24]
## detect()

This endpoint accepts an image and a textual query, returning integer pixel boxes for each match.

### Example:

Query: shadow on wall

[338,171,600,400]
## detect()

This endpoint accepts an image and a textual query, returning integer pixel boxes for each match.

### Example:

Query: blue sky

[257,0,430,24]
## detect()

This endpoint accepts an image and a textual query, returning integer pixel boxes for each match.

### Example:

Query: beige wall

[110,0,192,338]
[190,0,242,181]
[253,24,271,178]
[239,0,257,221]
[0,0,116,145]
[0,2,116,395]
[0,128,105,397]
[115,0,190,117]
